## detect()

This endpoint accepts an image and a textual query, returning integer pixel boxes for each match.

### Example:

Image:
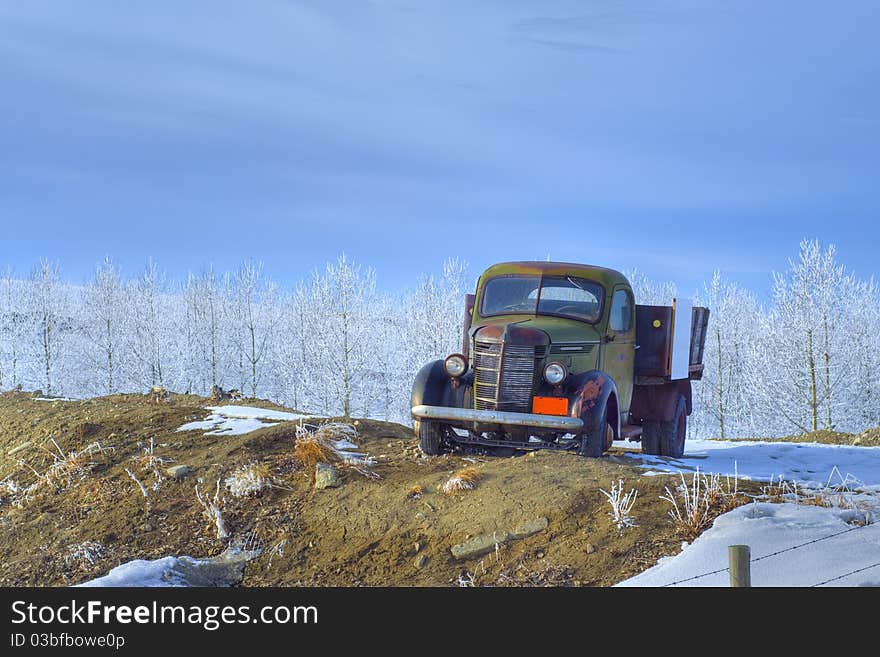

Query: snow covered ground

[616,438,880,489]
[615,437,880,587]
[619,502,880,587]
[177,405,315,436]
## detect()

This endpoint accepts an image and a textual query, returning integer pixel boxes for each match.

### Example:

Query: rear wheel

[418,420,447,456]
[641,394,687,458]
[659,395,688,458]
[641,423,660,455]
[578,405,612,458]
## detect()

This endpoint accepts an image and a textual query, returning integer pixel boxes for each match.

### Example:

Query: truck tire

[641,423,660,455]
[659,394,688,458]
[578,404,612,458]
[640,395,687,457]
[418,420,446,456]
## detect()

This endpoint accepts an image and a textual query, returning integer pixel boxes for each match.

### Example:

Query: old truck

[411,261,709,458]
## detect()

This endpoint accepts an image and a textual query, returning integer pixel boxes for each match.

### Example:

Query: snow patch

[78,548,257,587]
[177,405,317,436]
[619,438,880,488]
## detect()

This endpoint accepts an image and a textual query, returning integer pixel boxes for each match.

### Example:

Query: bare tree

[227,261,278,399]
[28,260,68,396]
[300,254,376,419]
[82,257,126,395]
[129,259,170,389]
[185,266,227,394]
[768,240,853,433]
[695,271,763,439]
[626,268,678,305]
[0,267,28,390]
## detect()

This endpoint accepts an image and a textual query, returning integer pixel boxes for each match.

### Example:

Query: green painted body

[469,261,636,421]
[411,260,702,456]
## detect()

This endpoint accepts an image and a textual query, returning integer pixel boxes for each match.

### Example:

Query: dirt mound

[0,393,757,587]
[853,428,880,447]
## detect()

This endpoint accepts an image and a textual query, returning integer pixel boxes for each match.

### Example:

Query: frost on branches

[0,243,878,440]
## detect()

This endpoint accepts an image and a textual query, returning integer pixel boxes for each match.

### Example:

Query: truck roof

[480,261,631,289]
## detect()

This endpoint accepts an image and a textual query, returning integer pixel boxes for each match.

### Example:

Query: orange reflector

[532,396,568,416]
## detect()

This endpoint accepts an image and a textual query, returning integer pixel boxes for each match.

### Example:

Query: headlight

[543,362,567,385]
[444,354,468,378]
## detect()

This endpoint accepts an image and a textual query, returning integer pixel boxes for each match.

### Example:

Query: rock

[414,555,428,569]
[451,531,510,560]
[7,442,32,456]
[166,465,194,480]
[314,463,341,489]
[510,517,549,540]
[584,543,596,555]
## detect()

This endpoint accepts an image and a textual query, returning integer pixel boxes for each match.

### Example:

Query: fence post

[728,545,751,587]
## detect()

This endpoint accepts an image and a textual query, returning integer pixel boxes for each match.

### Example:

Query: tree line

[0,240,877,439]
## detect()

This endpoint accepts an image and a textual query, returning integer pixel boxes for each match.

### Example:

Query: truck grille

[473,341,546,412]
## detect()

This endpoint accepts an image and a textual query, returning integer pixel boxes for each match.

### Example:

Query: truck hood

[471,316,601,346]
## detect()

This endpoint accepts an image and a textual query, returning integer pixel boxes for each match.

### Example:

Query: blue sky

[1,0,878,297]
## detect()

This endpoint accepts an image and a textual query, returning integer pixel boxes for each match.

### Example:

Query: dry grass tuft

[660,467,749,541]
[293,437,334,471]
[293,422,378,481]
[441,467,481,495]
[225,463,273,498]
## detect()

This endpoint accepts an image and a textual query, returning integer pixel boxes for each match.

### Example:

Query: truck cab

[411,261,708,458]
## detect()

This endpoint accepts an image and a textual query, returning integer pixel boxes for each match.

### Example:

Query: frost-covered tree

[184,266,228,394]
[299,254,376,418]
[626,268,677,305]
[848,276,880,429]
[227,261,278,399]
[0,268,28,390]
[693,272,763,439]
[27,260,68,396]
[766,240,854,433]
[81,257,126,395]
[128,259,173,389]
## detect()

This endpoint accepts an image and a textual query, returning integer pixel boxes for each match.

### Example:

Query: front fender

[410,360,470,429]
[566,370,619,438]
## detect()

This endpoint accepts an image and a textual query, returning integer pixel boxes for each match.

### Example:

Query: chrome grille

[473,341,545,412]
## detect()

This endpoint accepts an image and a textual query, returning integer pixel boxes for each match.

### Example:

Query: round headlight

[543,362,567,385]
[444,354,468,378]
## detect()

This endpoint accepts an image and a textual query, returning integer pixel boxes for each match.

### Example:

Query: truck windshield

[480,275,604,323]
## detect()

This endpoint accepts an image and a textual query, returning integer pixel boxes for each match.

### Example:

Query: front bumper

[411,404,584,433]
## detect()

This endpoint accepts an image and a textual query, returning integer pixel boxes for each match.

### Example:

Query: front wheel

[418,420,447,456]
[578,405,613,458]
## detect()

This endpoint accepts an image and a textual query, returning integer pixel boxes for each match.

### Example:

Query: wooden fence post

[728,545,751,587]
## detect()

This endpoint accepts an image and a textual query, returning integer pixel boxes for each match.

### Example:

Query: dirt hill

[0,391,755,587]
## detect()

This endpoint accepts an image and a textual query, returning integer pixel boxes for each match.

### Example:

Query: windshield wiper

[566,276,585,291]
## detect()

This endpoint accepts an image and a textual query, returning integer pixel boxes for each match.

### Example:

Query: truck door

[601,286,636,420]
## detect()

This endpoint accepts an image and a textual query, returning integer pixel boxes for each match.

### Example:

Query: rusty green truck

[411,261,709,458]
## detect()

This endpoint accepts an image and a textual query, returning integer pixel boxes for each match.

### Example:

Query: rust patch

[577,375,606,413]
[475,325,503,340]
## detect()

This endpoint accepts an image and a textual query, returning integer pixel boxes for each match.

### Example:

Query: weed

[441,467,481,495]
[195,479,229,540]
[600,479,639,529]
[225,463,273,498]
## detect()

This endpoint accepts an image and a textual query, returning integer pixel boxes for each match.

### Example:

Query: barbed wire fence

[660,518,880,588]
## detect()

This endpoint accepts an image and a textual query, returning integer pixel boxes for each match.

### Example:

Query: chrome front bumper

[411,404,584,433]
